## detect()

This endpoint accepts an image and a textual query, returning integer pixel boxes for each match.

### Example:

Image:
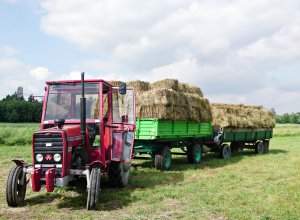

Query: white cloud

[58,70,93,80]
[30,66,50,81]
[2,46,18,57]
[14,0,300,113]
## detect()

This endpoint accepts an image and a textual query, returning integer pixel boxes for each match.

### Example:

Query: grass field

[0,124,299,219]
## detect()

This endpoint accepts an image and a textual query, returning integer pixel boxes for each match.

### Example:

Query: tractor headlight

[36,154,43,162]
[54,154,61,162]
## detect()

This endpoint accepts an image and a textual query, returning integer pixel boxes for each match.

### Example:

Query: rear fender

[12,158,26,167]
[86,161,103,169]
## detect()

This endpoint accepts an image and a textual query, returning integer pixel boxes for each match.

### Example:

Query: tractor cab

[6,73,136,210]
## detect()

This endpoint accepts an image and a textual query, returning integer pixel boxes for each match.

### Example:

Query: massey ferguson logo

[45,154,53,160]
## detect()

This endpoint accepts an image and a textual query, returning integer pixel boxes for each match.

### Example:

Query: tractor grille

[33,133,64,177]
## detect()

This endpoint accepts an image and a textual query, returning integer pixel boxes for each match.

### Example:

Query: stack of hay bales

[127,79,212,122]
[210,103,276,129]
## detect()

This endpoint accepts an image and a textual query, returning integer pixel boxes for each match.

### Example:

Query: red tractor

[6,73,136,209]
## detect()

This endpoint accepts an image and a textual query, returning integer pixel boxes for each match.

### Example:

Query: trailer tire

[86,168,101,210]
[6,165,27,207]
[154,146,172,170]
[263,140,269,154]
[187,143,202,164]
[255,141,264,154]
[220,144,231,159]
[108,162,131,187]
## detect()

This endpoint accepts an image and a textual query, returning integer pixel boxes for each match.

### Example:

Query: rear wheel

[255,141,264,154]
[86,168,101,210]
[154,146,172,170]
[187,143,202,164]
[108,162,131,187]
[220,144,231,159]
[6,166,27,207]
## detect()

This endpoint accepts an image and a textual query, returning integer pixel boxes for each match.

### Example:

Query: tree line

[275,112,300,124]
[0,94,43,123]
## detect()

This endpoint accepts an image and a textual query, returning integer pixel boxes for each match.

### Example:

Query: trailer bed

[135,118,212,141]
[221,128,273,142]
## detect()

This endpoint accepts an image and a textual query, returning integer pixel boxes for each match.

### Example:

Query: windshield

[45,83,99,121]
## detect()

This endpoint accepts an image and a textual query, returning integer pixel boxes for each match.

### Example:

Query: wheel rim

[16,169,26,202]
[223,146,230,159]
[195,148,201,162]
[164,152,171,168]
[224,148,228,158]
[259,144,263,153]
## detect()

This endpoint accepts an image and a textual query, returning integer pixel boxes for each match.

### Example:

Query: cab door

[108,88,135,162]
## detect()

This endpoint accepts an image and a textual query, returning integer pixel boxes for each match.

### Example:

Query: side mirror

[119,82,127,94]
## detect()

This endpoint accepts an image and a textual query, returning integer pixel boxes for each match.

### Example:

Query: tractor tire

[6,165,27,207]
[86,168,101,210]
[263,140,270,154]
[108,162,131,187]
[154,146,172,170]
[220,144,231,159]
[255,141,264,154]
[187,143,202,164]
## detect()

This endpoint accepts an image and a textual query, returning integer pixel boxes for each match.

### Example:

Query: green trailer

[203,127,273,159]
[133,118,273,170]
[133,118,212,170]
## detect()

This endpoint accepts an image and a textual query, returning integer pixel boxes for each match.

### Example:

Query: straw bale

[110,78,210,122]
[210,103,275,129]
[127,80,150,93]
[109,80,121,87]
[136,89,212,122]
[150,79,179,91]
[178,83,204,97]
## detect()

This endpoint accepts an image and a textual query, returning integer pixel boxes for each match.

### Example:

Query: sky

[0,0,299,114]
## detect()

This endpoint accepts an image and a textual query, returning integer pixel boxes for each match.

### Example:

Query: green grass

[0,124,300,219]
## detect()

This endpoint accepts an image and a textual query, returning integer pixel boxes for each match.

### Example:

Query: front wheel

[86,168,101,210]
[154,146,172,170]
[108,162,131,187]
[187,143,202,164]
[6,166,27,207]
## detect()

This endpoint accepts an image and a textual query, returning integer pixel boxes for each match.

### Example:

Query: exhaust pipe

[80,72,86,147]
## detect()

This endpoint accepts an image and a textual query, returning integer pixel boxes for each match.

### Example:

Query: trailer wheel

[187,143,202,164]
[263,140,269,154]
[220,144,231,159]
[154,146,172,170]
[6,165,27,207]
[255,141,264,154]
[86,168,101,210]
[108,162,131,187]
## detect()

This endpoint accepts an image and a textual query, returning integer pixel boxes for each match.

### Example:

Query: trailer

[133,118,212,170]
[133,119,272,170]
[203,127,272,159]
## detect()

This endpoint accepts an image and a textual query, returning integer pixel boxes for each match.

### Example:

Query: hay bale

[210,103,275,129]
[109,78,209,123]
[178,83,204,97]
[136,89,211,122]
[109,80,121,87]
[127,80,150,93]
[150,79,179,91]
